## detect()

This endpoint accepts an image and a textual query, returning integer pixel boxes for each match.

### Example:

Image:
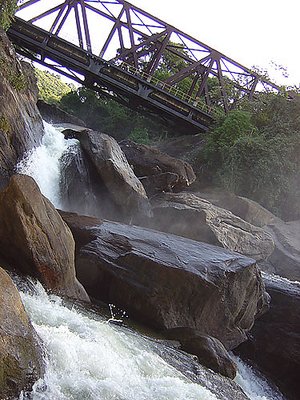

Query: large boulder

[119,139,196,194]
[149,192,274,261]
[0,174,89,301]
[65,129,151,221]
[165,328,237,379]
[193,188,281,228]
[264,220,300,281]
[0,267,44,398]
[236,274,300,400]
[60,211,269,350]
[0,29,43,190]
[59,143,122,221]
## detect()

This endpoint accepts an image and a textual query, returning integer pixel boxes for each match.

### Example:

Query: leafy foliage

[0,0,17,30]
[35,68,73,104]
[202,91,300,220]
[59,87,169,143]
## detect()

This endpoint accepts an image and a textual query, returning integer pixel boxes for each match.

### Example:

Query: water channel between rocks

[16,121,285,400]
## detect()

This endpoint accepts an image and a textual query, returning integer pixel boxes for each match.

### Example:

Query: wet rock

[65,129,151,221]
[0,30,44,189]
[0,174,89,301]
[236,273,300,400]
[264,220,300,281]
[165,328,237,379]
[149,192,274,261]
[0,267,44,398]
[153,337,248,400]
[119,139,196,193]
[37,99,86,126]
[60,211,269,350]
[60,143,122,221]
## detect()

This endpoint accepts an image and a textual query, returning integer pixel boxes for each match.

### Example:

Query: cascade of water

[18,281,219,400]
[14,122,286,400]
[16,121,78,209]
[233,356,284,400]
[17,280,285,400]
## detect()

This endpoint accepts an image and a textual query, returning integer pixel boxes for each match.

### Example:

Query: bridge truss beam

[10,0,281,132]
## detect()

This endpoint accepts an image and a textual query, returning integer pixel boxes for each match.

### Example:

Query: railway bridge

[8,0,280,133]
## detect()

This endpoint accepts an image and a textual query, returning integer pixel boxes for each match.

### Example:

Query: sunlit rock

[0,174,89,301]
[149,192,274,261]
[64,129,151,221]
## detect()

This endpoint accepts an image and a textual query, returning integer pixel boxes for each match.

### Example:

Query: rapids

[16,122,286,399]
[16,280,284,400]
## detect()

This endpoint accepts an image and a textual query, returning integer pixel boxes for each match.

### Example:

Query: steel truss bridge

[8,0,280,133]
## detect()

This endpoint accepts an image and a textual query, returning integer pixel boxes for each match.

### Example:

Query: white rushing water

[15,122,285,400]
[233,356,284,400]
[18,281,285,400]
[16,121,77,208]
[19,282,219,400]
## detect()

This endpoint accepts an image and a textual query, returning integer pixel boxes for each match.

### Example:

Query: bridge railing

[117,62,224,119]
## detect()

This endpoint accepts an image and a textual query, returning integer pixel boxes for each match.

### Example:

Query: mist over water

[17,121,77,208]
[16,122,286,399]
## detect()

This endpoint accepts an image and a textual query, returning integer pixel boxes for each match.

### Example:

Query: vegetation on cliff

[0,0,17,30]
[35,68,73,104]
[201,92,300,220]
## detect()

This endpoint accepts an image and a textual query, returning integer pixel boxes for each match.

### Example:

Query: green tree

[201,91,300,220]
[60,87,169,142]
[0,0,17,30]
[35,68,73,104]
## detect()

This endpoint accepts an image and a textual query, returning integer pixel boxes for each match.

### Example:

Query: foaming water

[16,121,78,208]
[19,282,219,400]
[233,356,284,400]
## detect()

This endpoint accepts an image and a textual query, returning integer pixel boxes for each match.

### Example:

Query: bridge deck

[8,18,215,134]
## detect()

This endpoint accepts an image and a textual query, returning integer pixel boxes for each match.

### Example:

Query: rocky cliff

[0,28,44,189]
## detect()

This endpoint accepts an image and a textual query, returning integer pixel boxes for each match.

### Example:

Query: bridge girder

[13,0,280,118]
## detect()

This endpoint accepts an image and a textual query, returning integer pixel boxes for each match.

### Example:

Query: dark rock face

[236,274,300,400]
[59,143,122,221]
[149,192,274,261]
[119,139,196,194]
[151,337,248,400]
[165,328,237,379]
[0,174,89,301]
[37,99,86,126]
[68,130,151,221]
[264,220,300,281]
[0,267,44,398]
[61,211,269,350]
[157,134,205,161]
[0,30,44,189]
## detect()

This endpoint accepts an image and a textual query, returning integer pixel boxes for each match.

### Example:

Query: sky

[128,0,300,86]
[17,0,300,87]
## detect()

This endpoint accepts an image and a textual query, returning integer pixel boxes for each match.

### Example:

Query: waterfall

[233,356,284,400]
[16,121,78,209]
[18,281,219,400]
[15,122,285,399]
